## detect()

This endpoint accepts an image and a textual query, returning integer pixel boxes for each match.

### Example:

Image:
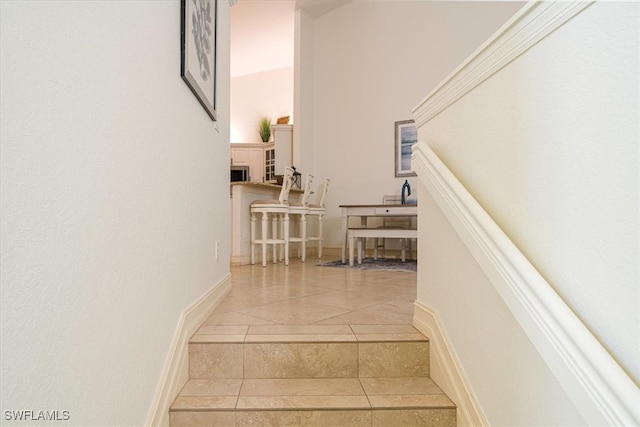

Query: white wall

[0,1,231,425]
[309,1,524,247]
[230,0,295,145]
[420,1,639,386]
[230,0,294,78]
[417,181,585,426]
[230,67,294,143]
[414,1,639,424]
[293,8,316,174]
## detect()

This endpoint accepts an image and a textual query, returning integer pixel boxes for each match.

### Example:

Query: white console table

[339,204,418,263]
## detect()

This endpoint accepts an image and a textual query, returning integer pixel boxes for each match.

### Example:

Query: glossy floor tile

[196,258,418,337]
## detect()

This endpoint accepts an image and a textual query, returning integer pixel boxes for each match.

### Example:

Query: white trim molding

[412,142,640,426]
[412,1,593,127]
[145,274,232,426]
[413,302,488,427]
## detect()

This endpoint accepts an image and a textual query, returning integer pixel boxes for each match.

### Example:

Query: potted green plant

[259,117,271,142]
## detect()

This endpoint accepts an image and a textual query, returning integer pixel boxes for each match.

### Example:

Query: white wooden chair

[306,178,330,259]
[250,167,294,267]
[287,173,314,262]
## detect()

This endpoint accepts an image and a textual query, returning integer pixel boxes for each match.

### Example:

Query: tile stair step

[171,324,456,425]
[188,324,430,379]
[170,377,456,427]
[190,323,429,343]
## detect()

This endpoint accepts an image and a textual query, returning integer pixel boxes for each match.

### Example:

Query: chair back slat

[317,178,330,208]
[278,167,294,204]
[301,173,315,206]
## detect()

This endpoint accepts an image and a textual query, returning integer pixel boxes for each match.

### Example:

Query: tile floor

[197,257,418,333]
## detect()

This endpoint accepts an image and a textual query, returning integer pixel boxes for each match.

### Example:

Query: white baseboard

[413,301,488,427]
[230,254,250,266]
[145,274,232,427]
[231,247,343,265]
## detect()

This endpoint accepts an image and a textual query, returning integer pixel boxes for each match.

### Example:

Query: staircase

[169,324,455,426]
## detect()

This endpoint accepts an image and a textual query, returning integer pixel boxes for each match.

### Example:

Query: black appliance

[230,165,249,182]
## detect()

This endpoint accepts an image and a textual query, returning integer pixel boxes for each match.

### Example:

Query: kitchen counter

[232,181,283,189]
[230,181,304,194]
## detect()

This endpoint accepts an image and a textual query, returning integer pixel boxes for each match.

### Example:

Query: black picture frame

[181,0,217,121]
[395,119,418,177]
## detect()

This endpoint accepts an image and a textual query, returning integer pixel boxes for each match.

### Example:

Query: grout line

[234,378,243,409]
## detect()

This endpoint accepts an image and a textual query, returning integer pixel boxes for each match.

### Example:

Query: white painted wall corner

[413,301,488,427]
[412,142,640,425]
[145,274,232,426]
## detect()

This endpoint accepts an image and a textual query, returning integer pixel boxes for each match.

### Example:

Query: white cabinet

[248,149,264,182]
[264,146,275,182]
[231,146,250,165]
[230,143,266,183]
[231,124,292,183]
[272,124,293,177]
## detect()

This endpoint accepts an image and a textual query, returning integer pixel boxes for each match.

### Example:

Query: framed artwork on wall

[394,119,418,177]
[181,0,217,121]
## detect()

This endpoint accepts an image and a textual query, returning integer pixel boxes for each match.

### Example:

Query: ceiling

[295,0,351,18]
[230,0,350,78]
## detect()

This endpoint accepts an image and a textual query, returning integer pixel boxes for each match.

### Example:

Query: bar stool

[288,173,314,261]
[250,167,294,267]
[306,178,330,259]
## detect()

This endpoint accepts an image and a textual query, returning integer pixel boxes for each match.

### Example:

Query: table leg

[359,217,367,260]
[341,210,348,263]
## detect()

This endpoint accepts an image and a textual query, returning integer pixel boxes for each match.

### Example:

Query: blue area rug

[318,258,417,273]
